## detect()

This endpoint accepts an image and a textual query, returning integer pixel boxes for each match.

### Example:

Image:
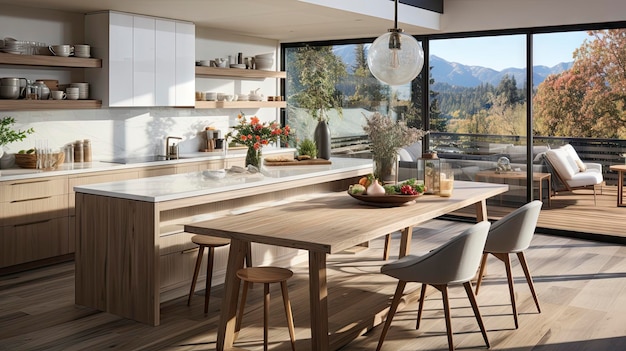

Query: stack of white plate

[70,82,89,99]
[236,93,249,101]
[254,53,274,70]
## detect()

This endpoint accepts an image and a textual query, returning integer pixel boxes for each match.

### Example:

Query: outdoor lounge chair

[543,144,603,205]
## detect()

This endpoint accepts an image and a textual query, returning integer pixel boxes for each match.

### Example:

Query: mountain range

[429,55,572,88]
[332,45,572,88]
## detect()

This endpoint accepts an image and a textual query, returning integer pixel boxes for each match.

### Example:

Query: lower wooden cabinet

[158,230,229,300]
[0,216,69,268]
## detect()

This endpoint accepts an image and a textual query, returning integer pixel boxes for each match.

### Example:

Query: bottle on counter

[64,143,74,163]
[74,140,83,163]
[83,139,92,162]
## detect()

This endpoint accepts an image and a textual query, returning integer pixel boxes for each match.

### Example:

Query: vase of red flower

[226,112,291,168]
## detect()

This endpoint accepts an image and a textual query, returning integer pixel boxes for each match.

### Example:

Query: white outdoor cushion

[545,148,578,180]
[397,148,413,162]
[562,144,587,171]
[567,167,603,187]
[403,141,422,161]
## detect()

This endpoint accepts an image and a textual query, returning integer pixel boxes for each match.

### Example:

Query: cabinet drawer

[0,194,68,226]
[138,166,176,178]
[0,177,67,202]
[0,216,69,268]
[196,160,223,171]
[176,164,199,174]
[159,246,199,290]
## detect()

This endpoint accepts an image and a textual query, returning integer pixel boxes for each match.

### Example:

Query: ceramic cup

[205,92,217,101]
[66,87,79,100]
[49,44,73,57]
[50,90,66,100]
[73,44,90,58]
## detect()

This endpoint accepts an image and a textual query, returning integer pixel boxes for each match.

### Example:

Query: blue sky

[429,31,591,71]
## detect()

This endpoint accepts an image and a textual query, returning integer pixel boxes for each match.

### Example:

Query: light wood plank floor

[1,220,625,351]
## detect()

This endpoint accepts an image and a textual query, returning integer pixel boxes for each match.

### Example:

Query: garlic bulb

[366,179,385,196]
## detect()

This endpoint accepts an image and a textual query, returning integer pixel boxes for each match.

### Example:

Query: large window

[282,41,424,157]
[429,34,530,205]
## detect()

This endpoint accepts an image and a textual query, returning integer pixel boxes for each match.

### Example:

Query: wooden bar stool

[187,235,230,314]
[187,235,253,314]
[235,266,296,351]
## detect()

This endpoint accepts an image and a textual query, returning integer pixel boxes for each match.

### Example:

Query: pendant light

[367,0,424,86]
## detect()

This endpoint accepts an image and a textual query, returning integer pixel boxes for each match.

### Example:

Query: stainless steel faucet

[165,136,182,160]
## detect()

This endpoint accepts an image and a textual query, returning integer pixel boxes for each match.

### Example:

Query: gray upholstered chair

[475,200,542,329]
[376,221,492,351]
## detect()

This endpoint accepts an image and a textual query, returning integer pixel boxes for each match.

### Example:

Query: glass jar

[83,139,92,162]
[74,140,84,163]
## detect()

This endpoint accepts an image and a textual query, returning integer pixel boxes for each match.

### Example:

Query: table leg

[399,226,413,258]
[618,171,625,207]
[475,200,487,222]
[309,251,330,351]
[216,239,248,351]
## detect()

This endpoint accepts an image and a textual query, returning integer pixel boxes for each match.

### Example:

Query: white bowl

[230,63,246,69]
[255,53,274,59]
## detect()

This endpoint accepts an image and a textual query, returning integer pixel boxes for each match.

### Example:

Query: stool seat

[191,234,230,247]
[236,266,293,284]
[235,266,296,351]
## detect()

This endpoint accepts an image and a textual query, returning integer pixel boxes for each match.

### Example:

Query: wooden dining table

[184,180,508,351]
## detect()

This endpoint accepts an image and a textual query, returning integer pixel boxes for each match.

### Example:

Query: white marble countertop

[74,157,372,202]
[0,147,295,181]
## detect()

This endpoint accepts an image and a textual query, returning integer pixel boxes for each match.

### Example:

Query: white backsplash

[2,108,279,163]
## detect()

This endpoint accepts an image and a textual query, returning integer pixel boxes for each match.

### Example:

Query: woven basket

[15,152,65,169]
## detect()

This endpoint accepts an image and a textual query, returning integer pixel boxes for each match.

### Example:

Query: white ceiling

[0,0,443,42]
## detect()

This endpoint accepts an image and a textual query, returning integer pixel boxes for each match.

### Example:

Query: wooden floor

[1,220,626,351]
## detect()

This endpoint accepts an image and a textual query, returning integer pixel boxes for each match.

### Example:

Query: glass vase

[373,152,398,184]
[246,146,261,168]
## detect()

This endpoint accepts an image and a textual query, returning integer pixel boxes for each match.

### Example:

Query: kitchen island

[73,157,371,326]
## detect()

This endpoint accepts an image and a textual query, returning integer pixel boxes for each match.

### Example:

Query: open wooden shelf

[0,99,102,110]
[195,100,286,109]
[0,52,102,68]
[195,66,286,79]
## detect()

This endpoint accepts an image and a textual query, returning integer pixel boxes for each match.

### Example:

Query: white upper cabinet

[85,11,195,107]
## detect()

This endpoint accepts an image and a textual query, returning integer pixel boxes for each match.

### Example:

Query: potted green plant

[0,116,34,159]
[297,138,317,159]
[291,46,346,159]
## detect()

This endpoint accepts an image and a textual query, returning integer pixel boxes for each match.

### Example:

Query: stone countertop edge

[73,157,373,203]
[0,147,296,181]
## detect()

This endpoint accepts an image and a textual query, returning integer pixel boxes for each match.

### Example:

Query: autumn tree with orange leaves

[534,29,626,138]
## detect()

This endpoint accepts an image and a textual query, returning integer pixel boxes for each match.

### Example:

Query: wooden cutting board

[264,158,332,166]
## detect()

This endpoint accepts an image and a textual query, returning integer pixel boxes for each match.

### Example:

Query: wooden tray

[347,191,422,206]
[264,158,332,166]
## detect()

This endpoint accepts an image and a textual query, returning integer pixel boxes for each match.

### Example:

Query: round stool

[235,267,296,351]
[187,235,230,314]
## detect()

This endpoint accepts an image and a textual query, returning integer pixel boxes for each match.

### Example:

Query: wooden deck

[453,185,626,242]
[1,220,625,351]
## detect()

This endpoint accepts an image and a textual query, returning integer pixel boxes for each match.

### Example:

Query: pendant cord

[394,0,399,29]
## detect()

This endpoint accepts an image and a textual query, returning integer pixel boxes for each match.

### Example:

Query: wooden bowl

[15,152,65,169]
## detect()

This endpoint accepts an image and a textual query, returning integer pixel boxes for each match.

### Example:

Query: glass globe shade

[367,31,424,86]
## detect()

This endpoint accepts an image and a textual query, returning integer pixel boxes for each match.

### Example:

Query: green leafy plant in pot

[0,116,34,159]
[298,138,317,159]
[291,46,346,159]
